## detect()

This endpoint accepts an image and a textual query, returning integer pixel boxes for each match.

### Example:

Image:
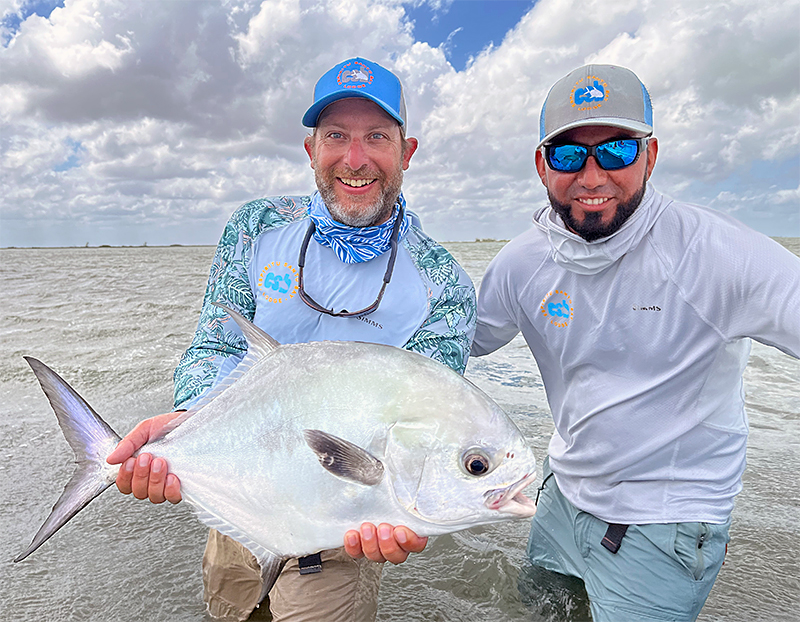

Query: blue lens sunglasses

[544,138,648,173]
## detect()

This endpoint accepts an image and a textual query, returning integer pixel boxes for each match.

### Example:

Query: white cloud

[234,0,302,63]
[1,0,798,247]
[5,0,133,84]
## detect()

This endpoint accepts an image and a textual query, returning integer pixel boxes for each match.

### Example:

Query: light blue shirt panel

[211,219,430,386]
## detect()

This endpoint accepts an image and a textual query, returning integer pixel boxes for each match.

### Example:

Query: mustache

[333,165,382,179]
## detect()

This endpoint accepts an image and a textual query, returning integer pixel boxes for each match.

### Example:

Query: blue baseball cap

[302,57,407,128]
[538,64,653,148]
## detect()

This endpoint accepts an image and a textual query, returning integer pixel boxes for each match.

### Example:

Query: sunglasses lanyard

[297,204,404,317]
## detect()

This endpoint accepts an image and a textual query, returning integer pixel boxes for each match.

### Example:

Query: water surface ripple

[1,241,797,621]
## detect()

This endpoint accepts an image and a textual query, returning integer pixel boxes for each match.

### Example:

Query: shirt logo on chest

[258,261,299,304]
[540,290,573,328]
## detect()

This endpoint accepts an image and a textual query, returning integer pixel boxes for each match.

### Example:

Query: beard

[314,163,403,228]
[549,178,647,242]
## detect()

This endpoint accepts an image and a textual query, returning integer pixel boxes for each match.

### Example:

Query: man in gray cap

[106,57,471,621]
[349,64,800,621]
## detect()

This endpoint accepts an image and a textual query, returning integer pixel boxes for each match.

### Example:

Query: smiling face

[304,98,418,227]
[536,125,658,241]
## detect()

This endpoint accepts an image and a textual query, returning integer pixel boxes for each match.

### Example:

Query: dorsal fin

[155,304,282,438]
[212,302,281,355]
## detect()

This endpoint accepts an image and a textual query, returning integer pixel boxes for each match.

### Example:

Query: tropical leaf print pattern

[173,196,310,407]
[412,241,455,285]
[402,227,477,374]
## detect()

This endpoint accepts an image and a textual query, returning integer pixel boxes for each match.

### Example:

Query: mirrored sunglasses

[545,138,647,173]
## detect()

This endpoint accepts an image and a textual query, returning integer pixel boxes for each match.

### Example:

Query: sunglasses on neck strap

[544,137,648,173]
[296,205,404,318]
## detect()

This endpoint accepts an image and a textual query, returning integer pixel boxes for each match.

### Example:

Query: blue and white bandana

[308,192,411,264]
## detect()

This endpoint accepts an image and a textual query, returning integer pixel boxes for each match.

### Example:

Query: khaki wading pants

[202,529,384,622]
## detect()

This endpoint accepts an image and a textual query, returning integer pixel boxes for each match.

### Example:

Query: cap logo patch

[337,60,374,90]
[571,75,608,111]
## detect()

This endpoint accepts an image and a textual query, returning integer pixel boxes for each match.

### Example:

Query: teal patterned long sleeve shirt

[174,196,476,409]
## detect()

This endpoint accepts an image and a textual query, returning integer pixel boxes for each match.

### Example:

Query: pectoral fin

[303,429,384,486]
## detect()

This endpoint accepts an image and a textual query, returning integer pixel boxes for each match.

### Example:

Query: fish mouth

[483,472,537,517]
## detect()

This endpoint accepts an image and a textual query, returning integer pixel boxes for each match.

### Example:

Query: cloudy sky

[1,0,798,247]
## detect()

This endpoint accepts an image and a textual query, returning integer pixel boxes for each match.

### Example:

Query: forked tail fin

[14,357,122,562]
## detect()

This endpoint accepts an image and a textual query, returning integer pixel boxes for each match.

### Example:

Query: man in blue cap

[106,57,473,621]
[347,64,800,621]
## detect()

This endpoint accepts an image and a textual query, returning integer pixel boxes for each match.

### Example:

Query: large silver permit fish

[16,305,536,606]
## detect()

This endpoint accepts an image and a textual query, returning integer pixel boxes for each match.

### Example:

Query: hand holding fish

[344,523,428,564]
[106,412,183,504]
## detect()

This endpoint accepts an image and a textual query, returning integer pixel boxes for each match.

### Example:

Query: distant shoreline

[1,239,523,249]
[2,237,797,250]
[0,244,216,250]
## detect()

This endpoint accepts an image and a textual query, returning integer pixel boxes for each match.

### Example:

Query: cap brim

[538,118,653,148]
[302,91,405,127]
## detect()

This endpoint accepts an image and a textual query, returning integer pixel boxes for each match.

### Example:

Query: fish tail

[14,357,122,562]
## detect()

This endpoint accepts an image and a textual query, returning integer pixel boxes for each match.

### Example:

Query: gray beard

[315,168,403,228]
[549,179,647,242]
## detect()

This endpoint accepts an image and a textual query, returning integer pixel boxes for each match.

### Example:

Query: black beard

[549,180,647,242]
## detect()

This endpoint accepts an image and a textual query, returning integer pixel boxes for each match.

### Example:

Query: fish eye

[462,451,491,476]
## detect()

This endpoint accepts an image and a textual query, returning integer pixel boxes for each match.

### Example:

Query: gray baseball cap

[538,64,653,148]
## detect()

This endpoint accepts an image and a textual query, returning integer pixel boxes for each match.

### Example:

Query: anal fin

[256,551,287,606]
[192,503,288,618]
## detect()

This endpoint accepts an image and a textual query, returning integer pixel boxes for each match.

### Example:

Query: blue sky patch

[54,138,84,173]
[405,0,536,71]
[2,0,64,46]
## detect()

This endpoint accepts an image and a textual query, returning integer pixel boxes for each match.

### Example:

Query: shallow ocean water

[1,239,798,621]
